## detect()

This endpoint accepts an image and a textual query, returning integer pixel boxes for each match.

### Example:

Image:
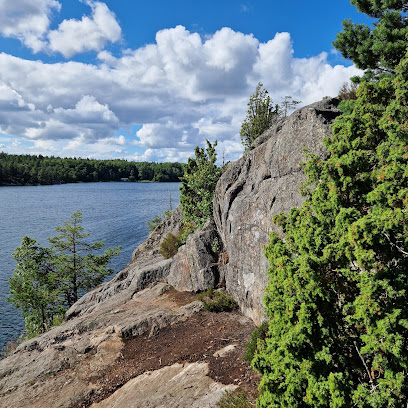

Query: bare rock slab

[90,362,236,408]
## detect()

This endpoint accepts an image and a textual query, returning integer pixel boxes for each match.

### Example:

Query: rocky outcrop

[0,97,343,408]
[131,206,183,262]
[166,218,221,292]
[65,258,173,320]
[0,283,204,408]
[213,98,342,324]
[90,362,236,408]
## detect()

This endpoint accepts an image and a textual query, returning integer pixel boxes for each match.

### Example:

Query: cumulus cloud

[136,122,200,149]
[47,1,121,57]
[0,0,120,57]
[23,96,119,142]
[0,25,360,161]
[0,0,60,52]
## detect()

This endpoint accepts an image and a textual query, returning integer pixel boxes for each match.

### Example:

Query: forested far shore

[0,152,185,185]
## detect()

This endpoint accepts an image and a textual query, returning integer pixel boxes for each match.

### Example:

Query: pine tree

[49,210,121,308]
[8,237,60,336]
[333,0,408,76]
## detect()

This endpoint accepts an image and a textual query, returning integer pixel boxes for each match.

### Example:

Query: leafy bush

[244,321,268,364]
[198,288,238,313]
[215,390,255,408]
[179,221,195,245]
[159,232,183,259]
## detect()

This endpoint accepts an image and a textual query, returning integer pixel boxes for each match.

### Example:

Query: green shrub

[159,232,182,259]
[244,321,268,364]
[215,390,255,408]
[147,214,162,232]
[147,209,173,232]
[240,82,280,148]
[179,140,222,228]
[179,221,195,245]
[198,288,238,313]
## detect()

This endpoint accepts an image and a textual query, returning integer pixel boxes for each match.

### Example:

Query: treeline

[0,152,185,185]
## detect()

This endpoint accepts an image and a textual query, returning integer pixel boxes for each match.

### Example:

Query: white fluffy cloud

[48,1,121,57]
[0,0,121,56]
[0,24,360,161]
[0,0,60,52]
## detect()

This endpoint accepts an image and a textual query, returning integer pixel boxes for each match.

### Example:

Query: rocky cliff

[0,98,341,407]
[214,97,341,324]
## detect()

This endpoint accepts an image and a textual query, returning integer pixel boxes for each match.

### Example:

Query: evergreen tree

[49,211,121,308]
[333,0,408,77]
[253,45,408,408]
[240,82,280,148]
[179,140,222,227]
[281,96,301,118]
[8,237,60,336]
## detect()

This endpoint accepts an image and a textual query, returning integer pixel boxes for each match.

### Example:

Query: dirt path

[74,307,260,407]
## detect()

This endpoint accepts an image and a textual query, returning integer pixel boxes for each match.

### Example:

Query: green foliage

[211,236,221,255]
[178,221,196,245]
[8,211,121,336]
[338,81,359,100]
[198,288,238,313]
[333,0,408,77]
[179,140,222,228]
[253,51,408,407]
[240,83,280,148]
[159,232,183,259]
[147,209,173,232]
[8,237,59,336]
[0,153,185,185]
[147,215,162,232]
[215,390,255,408]
[49,210,121,308]
[244,321,268,364]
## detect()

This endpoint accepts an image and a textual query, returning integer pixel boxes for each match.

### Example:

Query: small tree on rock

[240,82,280,148]
[49,210,121,308]
[180,140,222,228]
[8,237,59,336]
[280,95,301,118]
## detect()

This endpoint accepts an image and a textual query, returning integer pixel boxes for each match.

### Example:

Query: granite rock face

[213,98,342,324]
[131,206,183,262]
[166,218,221,292]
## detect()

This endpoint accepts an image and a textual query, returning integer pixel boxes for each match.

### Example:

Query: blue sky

[0,0,369,162]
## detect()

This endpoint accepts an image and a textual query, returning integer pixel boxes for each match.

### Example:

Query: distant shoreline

[0,180,180,187]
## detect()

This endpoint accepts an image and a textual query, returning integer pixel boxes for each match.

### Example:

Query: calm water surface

[0,182,180,350]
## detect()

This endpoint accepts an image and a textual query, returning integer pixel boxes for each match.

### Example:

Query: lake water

[0,182,180,350]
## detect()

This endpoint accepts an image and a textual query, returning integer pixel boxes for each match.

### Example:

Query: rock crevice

[213,98,341,323]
